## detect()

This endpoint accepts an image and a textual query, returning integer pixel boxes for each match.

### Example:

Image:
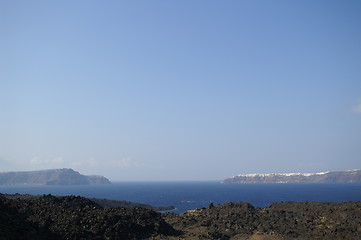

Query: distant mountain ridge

[222,169,361,184]
[0,168,111,185]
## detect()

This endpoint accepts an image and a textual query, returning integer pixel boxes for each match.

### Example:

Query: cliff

[222,169,361,184]
[0,168,111,185]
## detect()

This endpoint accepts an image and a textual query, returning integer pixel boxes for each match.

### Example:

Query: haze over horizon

[1,0,360,181]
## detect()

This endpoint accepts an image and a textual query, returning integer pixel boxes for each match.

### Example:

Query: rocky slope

[0,194,176,240]
[162,201,361,239]
[90,198,174,211]
[3,194,175,212]
[1,194,360,239]
[0,168,110,185]
[223,169,361,184]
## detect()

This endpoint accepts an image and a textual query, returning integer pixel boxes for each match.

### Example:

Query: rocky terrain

[0,168,110,185]
[2,194,174,212]
[223,169,361,184]
[1,194,360,240]
[0,194,176,240]
[90,197,174,212]
[162,201,361,239]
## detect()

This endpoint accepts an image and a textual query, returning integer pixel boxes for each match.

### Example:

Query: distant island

[0,168,111,185]
[222,169,361,184]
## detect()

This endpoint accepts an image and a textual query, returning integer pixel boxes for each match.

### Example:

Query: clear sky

[1,0,360,181]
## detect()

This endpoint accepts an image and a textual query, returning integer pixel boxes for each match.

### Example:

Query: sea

[1,182,361,213]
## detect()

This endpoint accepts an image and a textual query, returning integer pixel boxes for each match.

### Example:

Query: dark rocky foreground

[1,194,360,240]
[89,197,174,212]
[0,194,175,240]
[162,202,361,239]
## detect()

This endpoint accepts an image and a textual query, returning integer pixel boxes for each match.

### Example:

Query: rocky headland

[0,168,110,185]
[223,169,361,184]
[1,194,360,239]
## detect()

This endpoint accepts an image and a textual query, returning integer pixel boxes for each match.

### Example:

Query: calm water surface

[1,182,361,213]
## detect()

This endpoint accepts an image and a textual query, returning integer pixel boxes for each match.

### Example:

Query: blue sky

[1,0,360,181]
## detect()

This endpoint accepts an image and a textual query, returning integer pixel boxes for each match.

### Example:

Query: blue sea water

[1,182,361,213]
